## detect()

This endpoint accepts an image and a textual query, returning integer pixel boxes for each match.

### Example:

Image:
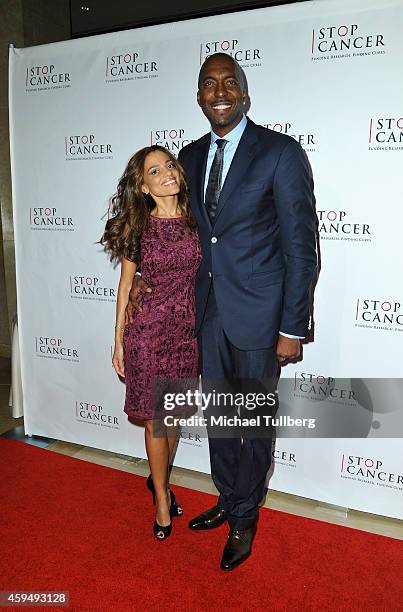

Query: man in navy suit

[177,53,317,570]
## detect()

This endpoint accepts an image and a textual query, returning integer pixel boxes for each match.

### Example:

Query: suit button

[208,272,212,278]
[211,237,218,244]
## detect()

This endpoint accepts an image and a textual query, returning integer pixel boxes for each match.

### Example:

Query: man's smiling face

[197,54,246,136]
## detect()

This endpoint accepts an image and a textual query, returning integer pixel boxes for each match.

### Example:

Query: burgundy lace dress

[123,216,201,421]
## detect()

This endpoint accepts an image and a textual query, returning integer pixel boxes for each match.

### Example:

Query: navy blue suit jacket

[178,118,317,350]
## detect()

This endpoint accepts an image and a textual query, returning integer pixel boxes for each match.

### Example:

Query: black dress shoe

[220,526,256,571]
[188,505,227,530]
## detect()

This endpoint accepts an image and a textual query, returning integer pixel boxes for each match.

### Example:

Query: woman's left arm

[112,257,137,377]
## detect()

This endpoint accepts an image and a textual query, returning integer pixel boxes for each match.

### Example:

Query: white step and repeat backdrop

[9,0,403,519]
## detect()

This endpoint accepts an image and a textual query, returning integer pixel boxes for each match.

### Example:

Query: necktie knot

[215,139,228,150]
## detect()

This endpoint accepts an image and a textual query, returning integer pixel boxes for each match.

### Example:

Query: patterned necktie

[205,138,228,222]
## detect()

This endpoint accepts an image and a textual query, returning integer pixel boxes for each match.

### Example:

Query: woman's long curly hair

[100,145,197,263]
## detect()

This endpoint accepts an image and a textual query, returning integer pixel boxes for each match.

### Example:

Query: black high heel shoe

[146,474,183,517]
[153,517,172,540]
[169,489,183,518]
[153,496,173,541]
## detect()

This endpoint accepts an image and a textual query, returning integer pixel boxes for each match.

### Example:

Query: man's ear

[197,90,201,107]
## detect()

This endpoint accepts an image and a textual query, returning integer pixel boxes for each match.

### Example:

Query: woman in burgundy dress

[101,146,201,540]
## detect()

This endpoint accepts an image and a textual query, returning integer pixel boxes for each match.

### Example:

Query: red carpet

[0,437,402,612]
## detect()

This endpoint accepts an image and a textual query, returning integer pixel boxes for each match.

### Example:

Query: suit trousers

[198,284,278,530]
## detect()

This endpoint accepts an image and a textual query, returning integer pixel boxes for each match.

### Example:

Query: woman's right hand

[112,343,125,378]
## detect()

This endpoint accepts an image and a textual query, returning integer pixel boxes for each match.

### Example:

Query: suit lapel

[214,119,260,223]
[191,133,211,228]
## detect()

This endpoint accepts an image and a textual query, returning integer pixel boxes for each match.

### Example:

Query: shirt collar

[210,114,247,147]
